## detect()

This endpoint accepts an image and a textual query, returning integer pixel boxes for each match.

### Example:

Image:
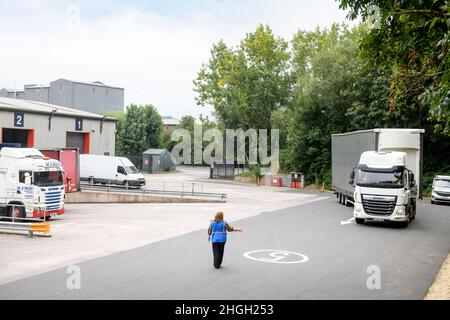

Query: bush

[251,165,262,179]
[237,171,254,178]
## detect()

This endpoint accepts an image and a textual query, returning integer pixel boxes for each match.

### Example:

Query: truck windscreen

[357,170,404,189]
[34,171,64,187]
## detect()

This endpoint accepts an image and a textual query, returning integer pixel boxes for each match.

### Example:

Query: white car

[431,175,450,205]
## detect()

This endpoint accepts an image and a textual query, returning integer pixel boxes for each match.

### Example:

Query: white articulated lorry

[0,148,65,219]
[332,129,424,227]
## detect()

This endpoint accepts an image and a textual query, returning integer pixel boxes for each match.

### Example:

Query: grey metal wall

[332,130,377,194]
[49,79,74,108]
[2,79,124,114]
[73,82,124,114]
[160,151,175,171]
[0,90,25,99]
[24,87,50,103]
[0,109,116,155]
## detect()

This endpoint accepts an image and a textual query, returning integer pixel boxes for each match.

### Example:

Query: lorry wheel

[8,206,25,219]
[338,193,342,204]
[355,218,365,225]
[431,200,435,205]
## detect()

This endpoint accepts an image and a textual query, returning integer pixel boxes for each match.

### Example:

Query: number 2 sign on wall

[14,112,25,127]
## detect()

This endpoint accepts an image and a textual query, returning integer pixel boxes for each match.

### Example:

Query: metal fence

[124,155,144,170]
[0,201,51,237]
[80,180,226,200]
[211,163,245,179]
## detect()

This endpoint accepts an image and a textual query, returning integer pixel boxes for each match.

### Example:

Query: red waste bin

[271,177,282,187]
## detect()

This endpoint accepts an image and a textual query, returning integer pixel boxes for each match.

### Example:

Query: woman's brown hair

[214,211,224,222]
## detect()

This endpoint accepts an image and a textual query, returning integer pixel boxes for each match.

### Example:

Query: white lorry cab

[80,154,146,188]
[0,148,65,219]
[351,151,418,227]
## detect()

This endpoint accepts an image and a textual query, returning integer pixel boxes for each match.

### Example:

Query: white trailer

[0,148,65,219]
[80,154,145,188]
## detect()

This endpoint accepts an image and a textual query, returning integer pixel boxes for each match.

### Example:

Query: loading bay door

[66,132,90,154]
[1,128,34,147]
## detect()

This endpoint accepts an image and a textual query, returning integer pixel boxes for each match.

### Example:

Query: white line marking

[340,217,355,225]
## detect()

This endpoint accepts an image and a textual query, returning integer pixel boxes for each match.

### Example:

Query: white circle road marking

[243,250,309,264]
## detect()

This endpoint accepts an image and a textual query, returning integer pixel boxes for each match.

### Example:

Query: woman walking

[208,211,242,269]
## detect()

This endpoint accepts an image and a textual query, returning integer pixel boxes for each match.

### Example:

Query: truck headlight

[355,193,362,203]
[396,208,405,216]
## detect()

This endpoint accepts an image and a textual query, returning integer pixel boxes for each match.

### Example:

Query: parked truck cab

[0,148,65,219]
[352,151,417,227]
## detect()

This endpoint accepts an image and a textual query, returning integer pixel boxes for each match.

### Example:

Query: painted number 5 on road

[243,250,309,264]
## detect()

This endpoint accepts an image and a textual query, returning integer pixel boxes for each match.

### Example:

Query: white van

[80,154,145,188]
[431,175,450,204]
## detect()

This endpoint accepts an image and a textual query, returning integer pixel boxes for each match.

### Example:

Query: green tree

[116,104,163,156]
[194,24,292,131]
[144,105,163,149]
[339,0,450,135]
[339,0,450,192]
[285,24,388,185]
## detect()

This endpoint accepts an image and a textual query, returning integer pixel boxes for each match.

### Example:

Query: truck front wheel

[355,218,365,225]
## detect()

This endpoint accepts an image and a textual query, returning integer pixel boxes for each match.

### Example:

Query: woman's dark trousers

[212,242,225,268]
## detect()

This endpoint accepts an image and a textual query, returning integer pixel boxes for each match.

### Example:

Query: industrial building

[162,116,180,132]
[0,78,124,114]
[0,88,25,99]
[0,97,117,155]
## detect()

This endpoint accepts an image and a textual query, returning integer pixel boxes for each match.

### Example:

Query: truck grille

[362,195,397,216]
[44,187,63,211]
[436,191,450,197]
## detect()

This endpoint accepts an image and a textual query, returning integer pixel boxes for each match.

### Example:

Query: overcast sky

[0,0,353,119]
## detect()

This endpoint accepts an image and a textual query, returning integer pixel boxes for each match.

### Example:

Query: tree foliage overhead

[339,0,450,135]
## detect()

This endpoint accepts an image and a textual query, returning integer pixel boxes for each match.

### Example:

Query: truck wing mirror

[349,168,355,185]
